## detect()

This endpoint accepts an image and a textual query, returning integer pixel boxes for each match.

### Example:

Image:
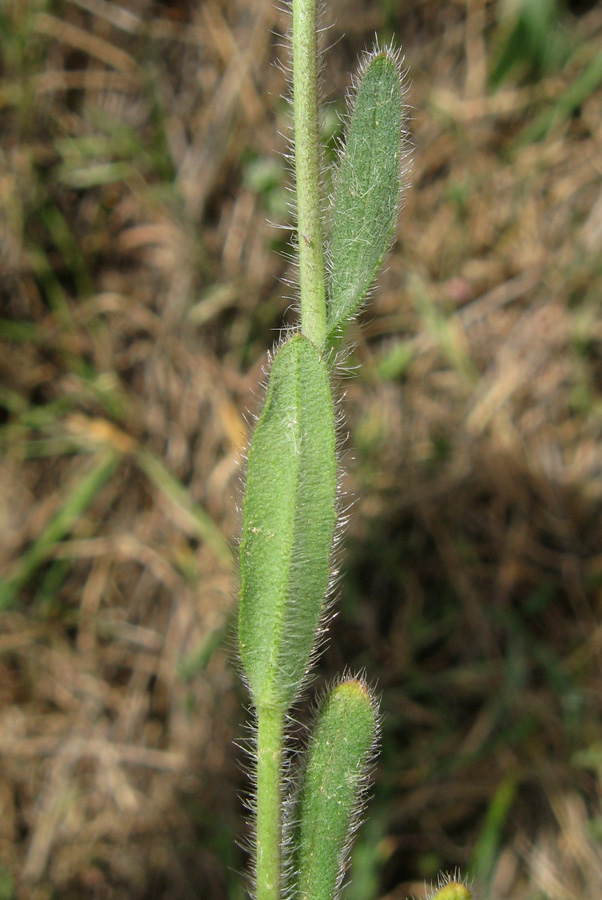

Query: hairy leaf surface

[239,334,337,713]
[295,679,377,900]
[327,50,405,345]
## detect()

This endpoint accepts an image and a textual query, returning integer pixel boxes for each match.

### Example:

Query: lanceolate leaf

[327,49,406,346]
[238,334,337,714]
[295,678,378,900]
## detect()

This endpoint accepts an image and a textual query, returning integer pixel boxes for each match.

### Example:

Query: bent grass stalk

[237,2,474,900]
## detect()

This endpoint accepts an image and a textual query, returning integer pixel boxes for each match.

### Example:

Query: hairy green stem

[255,707,285,900]
[292,0,327,350]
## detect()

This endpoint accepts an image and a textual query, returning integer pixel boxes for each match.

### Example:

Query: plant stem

[292,0,327,351]
[255,706,285,900]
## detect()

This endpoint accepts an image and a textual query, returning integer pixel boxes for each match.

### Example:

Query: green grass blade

[490,0,569,88]
[238,335,337,713]
[0,447,120,610]
[0,319,40,342]
[514,48,602,146]
[295,678,378,900]
[470,772,518,889]
[326,48,406,347]
[136,448,233,569]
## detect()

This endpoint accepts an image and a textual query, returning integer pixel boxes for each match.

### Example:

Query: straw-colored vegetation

[1,1,602,898]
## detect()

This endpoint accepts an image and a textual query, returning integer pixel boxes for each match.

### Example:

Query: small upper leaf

[326,48,407,347]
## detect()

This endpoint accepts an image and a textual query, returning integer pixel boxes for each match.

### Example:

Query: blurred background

[1,0,602,897]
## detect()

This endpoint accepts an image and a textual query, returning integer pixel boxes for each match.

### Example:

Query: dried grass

[1,0,602,897]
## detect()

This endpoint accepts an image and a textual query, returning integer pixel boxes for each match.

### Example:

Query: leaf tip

[428,870,474,900]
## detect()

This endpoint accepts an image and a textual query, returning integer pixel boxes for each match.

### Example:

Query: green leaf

[326,48,406,346]
[238,334,337,713]
[295,678,378,900]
